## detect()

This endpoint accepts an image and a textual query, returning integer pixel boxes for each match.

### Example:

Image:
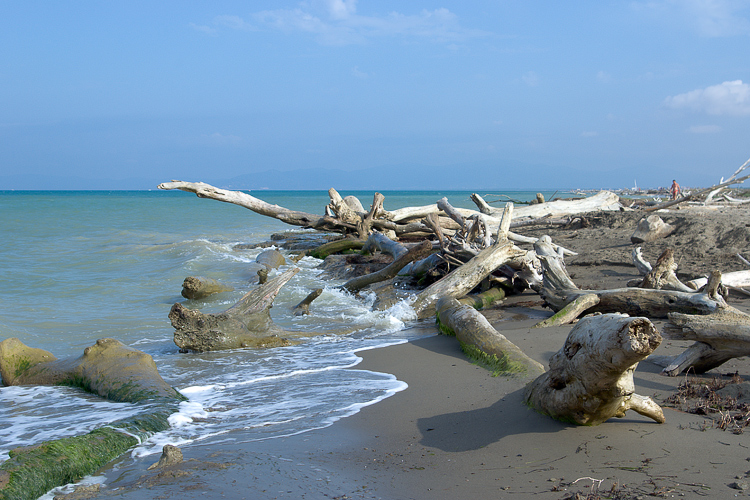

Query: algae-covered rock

[0,338,183,403]
[0,338,57,385]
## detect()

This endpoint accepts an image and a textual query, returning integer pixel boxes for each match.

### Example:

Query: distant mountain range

[1,162,629,191]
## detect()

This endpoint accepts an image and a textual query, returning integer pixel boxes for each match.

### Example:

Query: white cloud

[633,0,750,37]
[189,23,217,35]
[664,80,750,115]
[351,66,369,79]
[522,71,539,87]
[200,5,488,46]
[688,124,723,133]
[596,71,612,83]
[326,0,357,20]
[214,15,256,31]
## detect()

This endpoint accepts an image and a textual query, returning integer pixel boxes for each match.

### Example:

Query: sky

[1,0,749,190]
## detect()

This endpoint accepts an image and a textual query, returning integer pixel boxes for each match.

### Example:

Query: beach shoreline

[86,311,750,500]
[49,203,750,499]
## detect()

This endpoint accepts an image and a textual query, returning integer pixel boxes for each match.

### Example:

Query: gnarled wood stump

[524,314,665,425]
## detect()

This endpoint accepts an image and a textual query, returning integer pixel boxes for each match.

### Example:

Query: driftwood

[651,271,750,375]
[341,240,432,293]
[539,248,725,319]
[632,247,652,275]
[524,314,665,425]
[645,157,750,212]
[169,268,300,352]
[0,339,183,500]
[293,288,323,316]
[437,297,545,377]
[181,276,234,299]
[686,270,750,290]
[639,247,692,292]
[533,293,600,328]
[309,237,365,259]
[410,204,525,318]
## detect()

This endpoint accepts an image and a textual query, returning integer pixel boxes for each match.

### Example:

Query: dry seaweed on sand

[662,372,750,433]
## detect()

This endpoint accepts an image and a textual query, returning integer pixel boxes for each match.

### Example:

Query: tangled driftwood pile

[2,159,749,500]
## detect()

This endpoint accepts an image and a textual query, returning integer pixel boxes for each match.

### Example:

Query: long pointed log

[436,297,545,377]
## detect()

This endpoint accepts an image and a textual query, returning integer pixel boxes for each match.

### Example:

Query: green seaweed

[0,427,138,500]
[459,341,528,377]
[0,404,177,500]
[12,357,31,379]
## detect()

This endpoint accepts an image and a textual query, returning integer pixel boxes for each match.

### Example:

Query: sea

[0,189,560,495]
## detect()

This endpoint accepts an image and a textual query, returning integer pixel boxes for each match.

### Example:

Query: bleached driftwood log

[686,270,750,290]
[533,293,600,328]
[654,271,750,375]
[632,247,652,275]
[524,314,665,425]
[169,268,300,352]
[539,249,725,319]
[436,297,545,377]
[410,204,525,318]
[661,306,750,375]
[639,247,692,292]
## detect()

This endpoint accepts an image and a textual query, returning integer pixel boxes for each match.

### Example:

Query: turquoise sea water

[0,189,561,494]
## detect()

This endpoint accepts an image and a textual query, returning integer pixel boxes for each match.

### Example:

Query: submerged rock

[0,337,183,403]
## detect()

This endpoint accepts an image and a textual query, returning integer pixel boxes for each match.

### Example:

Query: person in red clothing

[671,179,681,200]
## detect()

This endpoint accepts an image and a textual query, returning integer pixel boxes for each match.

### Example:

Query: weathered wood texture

[524,314,665,425]
[436,297,545,377]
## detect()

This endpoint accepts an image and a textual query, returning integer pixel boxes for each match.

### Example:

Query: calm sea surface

[0,189,561,493]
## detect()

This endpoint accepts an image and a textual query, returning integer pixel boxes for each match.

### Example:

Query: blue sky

[1,1,749,190]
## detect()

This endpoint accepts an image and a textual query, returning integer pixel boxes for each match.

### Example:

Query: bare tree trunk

[436,297,545,377]
[169,268,300,352]
[524,314,665,425]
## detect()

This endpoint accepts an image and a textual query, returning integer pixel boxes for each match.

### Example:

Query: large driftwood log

[539,248,725,319]
[524,314,665,425]
[541,285,725,319]
[169,268,300,352]
[158,181,353,233]
[436,297,545,377]
[661,306,750,375]
[410,205,525,318]
[655,272,750,375]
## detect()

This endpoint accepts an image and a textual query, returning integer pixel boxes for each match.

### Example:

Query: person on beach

[671,179,681,200]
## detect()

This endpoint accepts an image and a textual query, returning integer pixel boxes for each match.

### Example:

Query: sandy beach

[65,205,750,500]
